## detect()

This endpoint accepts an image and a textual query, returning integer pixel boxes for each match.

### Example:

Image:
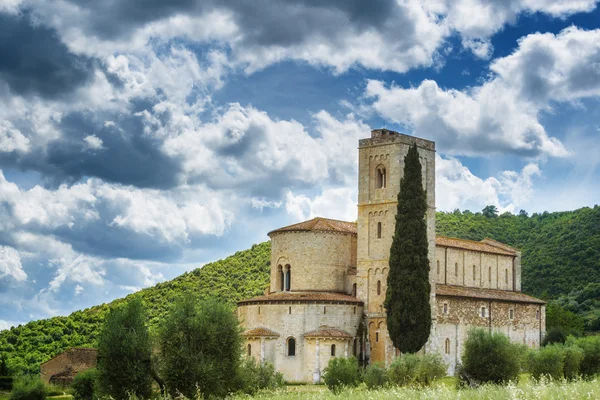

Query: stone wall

[270,231,356,293]
[436,296,545,374]
[40,348,97,384]
[237,301,363,382]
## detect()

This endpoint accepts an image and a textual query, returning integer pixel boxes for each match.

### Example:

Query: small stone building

[40,348,97,385]
[237,129,545,383]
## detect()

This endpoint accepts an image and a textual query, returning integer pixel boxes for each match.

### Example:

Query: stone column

[313,339,321,384]
[260,338,265,365]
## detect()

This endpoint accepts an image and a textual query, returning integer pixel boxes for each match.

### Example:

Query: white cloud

[0,320,22,331]
[83,135,104,150]
[74,284,84,295]
[285,187,357,222]
[365,27,600,158]
[0,246,27,282]
[0,120,30,153]
[436,155,541,213]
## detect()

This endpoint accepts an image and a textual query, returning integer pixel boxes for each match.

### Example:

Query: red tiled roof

[242,327,280,337]
[436,284,545,304]
[238,291,363,305]
[304,326,353,339]
[268,217,357,236]
[436,236,517,256]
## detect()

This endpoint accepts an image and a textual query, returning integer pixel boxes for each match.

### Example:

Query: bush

[542,327,567,346]
[236,358,284,395]
[388,354,420,386]
[461,329,520,385]
[9,376,46,400]
[572,335,600,377]
[529,345,564,380]
[363,363,388,390]
[414,353,447,385]
[323,357,361,394]
[44,384,66,397]
[562,345,584,380]
[71,369,98,400]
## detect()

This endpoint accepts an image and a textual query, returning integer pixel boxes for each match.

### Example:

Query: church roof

[436,236,517,256]
[242,327,280,338]
[436,284,545,304]
[304,326,353,339]
[237,291,363,305]
[268,217,357,236]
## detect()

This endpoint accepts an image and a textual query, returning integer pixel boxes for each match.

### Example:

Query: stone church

[237,129,545,383]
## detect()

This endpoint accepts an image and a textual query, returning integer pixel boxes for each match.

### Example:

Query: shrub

[388,354,420,386]
[45,384,66,397]
[363,363,388,390]
[323,357,361,394]
[542,327,567,346]
[0,376,13,391]
[9,376,46,400]
[562,345,584,380]
[236,358,284,395]
[414,353,447,385]
[573,335,600,377]
[71,368,98,400]
[529,345,564,380]
[461,329,520,385]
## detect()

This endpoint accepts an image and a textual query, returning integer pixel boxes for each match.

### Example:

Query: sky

[0,0,599,329]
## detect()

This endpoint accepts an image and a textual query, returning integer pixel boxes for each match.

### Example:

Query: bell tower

[356,129,437,365]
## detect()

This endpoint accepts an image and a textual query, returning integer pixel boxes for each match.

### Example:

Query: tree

[482,205,498,218]
[158,295,242,399]
[461,329,519,384]
[546,303,585,337]
[385,143,431,353]
[96,298,153,400]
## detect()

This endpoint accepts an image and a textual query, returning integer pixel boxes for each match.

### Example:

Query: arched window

[377,280,381,295]
[375,332,379,342]
[285,264,291,291]
[436,260,440,274]
[331,344,336,357]
[352,283,357,297]
[473,265,477,281]
[247,344,252,356]
[445,339,450,354]
[287,337,296,356]
[278,265,284,292]
[377,222,382,239]
[376,166,386,189]
[455,263,458,276]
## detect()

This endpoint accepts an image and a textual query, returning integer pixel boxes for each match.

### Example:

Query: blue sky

[0,0,599,328]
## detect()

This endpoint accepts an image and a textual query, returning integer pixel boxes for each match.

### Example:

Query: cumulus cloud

[365,27,600,158]
[0,120,29,153]
[0,245,27,282]
[436,155,541,213]
[83,135,104,150]
[285,188,357,222]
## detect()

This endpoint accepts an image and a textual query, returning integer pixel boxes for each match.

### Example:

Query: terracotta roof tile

[436,284,545,304]
[304,326,353,339]
[238,291,362,305]
[242,327,280,337]
[268,217,357,236]
[436,236,517,256]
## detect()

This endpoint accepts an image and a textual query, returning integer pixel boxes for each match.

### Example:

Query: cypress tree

[384,143,431,353]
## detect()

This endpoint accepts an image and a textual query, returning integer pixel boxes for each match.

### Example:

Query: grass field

[230,377,600,400]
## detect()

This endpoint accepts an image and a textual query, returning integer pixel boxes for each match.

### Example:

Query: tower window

[375,332,379,342]
[331,344,336,357]
[352,283,357,297]
[443,302,448,315]
[377,280,381,296]
[377,222,382,239]
[285,264,291,291]
[376,166,386,189]
[278,265,284,292]
[247,344,252,356]
[445,339,450,354]
[287,337,296,356]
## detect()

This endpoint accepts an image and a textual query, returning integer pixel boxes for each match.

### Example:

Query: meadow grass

[229,377,600,400]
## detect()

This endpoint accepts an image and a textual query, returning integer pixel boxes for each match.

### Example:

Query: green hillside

[1,206,599,375]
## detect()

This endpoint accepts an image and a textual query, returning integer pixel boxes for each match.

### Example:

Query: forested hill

[1,206,599,374]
